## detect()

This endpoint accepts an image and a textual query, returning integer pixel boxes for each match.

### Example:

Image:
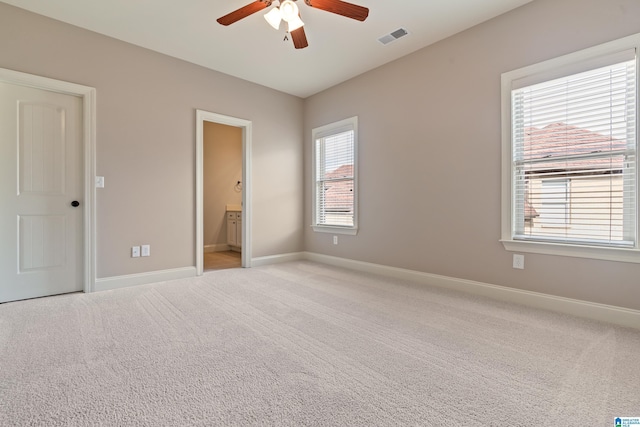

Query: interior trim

[196,110,253,275]
[95,267,197,292]
[251,252,306,267]
[204,244,232,253]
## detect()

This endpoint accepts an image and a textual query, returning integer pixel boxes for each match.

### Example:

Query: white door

[0,82,83,302]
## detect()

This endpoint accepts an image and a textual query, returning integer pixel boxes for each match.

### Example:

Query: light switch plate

[95,176,105,188]
[132,246,140,258]
[141,245,150,257]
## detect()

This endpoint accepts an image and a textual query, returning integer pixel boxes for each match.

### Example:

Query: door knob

[71,201,80,207]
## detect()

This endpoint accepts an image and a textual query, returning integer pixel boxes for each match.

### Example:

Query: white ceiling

[3,0,533,98]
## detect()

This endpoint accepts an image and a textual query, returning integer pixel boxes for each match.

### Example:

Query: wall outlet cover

[513,254,525,269]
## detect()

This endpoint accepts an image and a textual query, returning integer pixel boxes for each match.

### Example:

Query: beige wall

[203,122,242,249]
[0,2,304,278]
[304,0,640,310]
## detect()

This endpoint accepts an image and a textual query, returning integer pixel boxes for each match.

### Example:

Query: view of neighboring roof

[522,122,630,172]
[322,164,354,213]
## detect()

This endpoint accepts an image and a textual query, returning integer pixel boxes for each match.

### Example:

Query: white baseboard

[95,267,197,292]
[303,252,640,330]
[251,252,305,267]
[204,244,230,253]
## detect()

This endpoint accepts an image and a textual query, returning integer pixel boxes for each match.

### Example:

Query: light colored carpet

[0,261,638,426]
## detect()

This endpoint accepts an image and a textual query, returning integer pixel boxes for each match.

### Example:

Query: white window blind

[539,179,569,228]
[314,120,356,229]
[511,56,637,247]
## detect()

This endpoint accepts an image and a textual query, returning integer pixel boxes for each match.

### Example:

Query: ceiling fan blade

[217,1,270,26]
[305,0,369,21]
[291,26,309,49]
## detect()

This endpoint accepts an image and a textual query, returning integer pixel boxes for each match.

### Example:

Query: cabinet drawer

[227,212,237,220]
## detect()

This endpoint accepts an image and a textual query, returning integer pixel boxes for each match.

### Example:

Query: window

[501,34,640,262]
[312,117,358,234]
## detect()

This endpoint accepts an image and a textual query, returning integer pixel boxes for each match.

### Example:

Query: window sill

[312,225,358,236]
[500,239,640,264]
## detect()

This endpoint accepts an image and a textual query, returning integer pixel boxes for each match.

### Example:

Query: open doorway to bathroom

[203,122,242,271]
[196,110,252,275]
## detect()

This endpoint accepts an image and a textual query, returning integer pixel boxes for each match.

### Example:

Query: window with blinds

[312,117,358,233]
[511,57,636,247]
[502,34,640,261]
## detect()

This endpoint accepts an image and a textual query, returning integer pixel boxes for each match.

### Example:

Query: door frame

[0,68,97,293]
[196,110,252,274]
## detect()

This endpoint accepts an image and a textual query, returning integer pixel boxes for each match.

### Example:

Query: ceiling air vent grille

[378,28,409,45]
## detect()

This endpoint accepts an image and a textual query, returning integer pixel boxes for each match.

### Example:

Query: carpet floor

[1,261,638,426]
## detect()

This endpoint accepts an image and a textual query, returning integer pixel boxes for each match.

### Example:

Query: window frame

[311,116,358,235]
[501,33,640,263]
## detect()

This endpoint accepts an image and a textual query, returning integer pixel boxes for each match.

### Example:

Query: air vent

[378,28,409,45]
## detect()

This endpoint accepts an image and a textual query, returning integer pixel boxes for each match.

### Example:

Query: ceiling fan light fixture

[287,15,304,32]
[264,7,282,30]
[279,0,299,22]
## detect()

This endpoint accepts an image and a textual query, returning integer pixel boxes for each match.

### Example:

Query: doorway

[196,110,252,275]
[203,121,242,271]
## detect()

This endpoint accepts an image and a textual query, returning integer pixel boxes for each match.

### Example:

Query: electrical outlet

[513,254,525,269]
[132,246,141,258]
[333,235,338,245]
[141,245,150,257]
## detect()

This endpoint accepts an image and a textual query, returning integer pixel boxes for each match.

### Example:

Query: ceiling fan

[216,0,369,49]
